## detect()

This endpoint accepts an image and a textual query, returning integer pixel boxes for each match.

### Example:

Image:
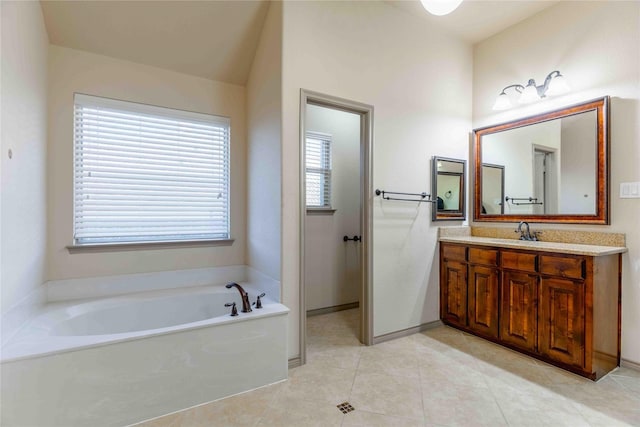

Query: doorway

[533,146,558,214]
[299,90,373,365]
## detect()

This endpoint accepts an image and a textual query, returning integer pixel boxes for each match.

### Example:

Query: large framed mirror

[432,156,466,221]
[473,96,610,224]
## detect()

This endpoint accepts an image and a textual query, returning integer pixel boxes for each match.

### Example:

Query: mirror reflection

[481,164,504,214]
[432,157,465,221]
[481,110,597,215]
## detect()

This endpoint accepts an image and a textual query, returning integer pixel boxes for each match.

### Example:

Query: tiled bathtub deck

[136,309,640,426]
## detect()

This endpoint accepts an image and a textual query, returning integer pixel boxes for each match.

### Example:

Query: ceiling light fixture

[492,70,570,111]
[419,0,463,16]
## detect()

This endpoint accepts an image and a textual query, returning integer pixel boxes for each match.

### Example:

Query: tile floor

[136,309,640,427]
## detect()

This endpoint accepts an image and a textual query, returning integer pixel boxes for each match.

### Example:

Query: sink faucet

[516,221,533,241]
[225,282,252,313]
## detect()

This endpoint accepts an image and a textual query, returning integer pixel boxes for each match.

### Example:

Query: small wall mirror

[474,97,610,224]
[432,157,466,221]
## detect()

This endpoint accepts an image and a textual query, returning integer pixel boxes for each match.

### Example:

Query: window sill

[306,208,336,215]
[66,239,234,254]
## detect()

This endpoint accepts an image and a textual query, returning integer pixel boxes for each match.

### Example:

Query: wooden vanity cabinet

[440,246,467,328]
[439,242,621,380]
[467,248,499,339]
[539,276,585,367]
[500,270,538,352]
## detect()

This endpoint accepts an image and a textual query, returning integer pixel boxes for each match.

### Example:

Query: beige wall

[246,1,282,282]
[1,1,49,313]
[305,104,361,312]
[47,46,247,280]
[473,1,640,364]
[282,1,472,358]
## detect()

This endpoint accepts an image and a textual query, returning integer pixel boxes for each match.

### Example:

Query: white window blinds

[73,94,230,245]
[305,132,332,208]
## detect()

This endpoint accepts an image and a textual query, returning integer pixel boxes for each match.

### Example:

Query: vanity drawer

[469,247,498,266]
[442,244,467,262]
[539,255,585,280]
[501,251,537,273]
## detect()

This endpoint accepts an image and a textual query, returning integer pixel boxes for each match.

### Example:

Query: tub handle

[253,293,266,309]
[224,302,238,316]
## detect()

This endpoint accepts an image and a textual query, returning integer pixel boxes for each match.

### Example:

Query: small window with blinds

[73,94,230,245]
[305,132,332,209]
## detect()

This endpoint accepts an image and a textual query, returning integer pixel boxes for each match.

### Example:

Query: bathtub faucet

[225,282,252,313]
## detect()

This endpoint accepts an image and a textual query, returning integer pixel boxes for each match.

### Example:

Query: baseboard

[288,357,302,369]
[372,320,443,345]
[306,302,359,317]
[621,358,640,372]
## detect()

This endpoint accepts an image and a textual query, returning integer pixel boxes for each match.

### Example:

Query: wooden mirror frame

[473,96,610,224]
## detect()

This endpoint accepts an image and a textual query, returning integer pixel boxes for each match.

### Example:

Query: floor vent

[337,402,355,414]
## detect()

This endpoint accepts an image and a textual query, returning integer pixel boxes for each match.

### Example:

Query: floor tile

[549,375,640,415]
[175,385,277,427]
[495,392,591,427]
[357,352,420,378]
[342,409,425,427]
[306,342,363,371]
[275,363,356,405]
[134,411,184,427]
[256,398,344,427]
[133,310,640,427]
[349,371,424,421]
[611,373,640,395]
[422,384,507,427]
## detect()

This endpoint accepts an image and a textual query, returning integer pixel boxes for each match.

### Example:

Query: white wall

[281,1,472,357]
[246,1,282,283]
[47,46,247,279]
[473,1,640,364]
[0,1,49,314]
[305,104,360,311]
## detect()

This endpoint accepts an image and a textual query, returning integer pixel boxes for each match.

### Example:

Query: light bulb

[419,0,463,16]
[545,74,570,96]
[518,81,541,104]
[492,93,512,111]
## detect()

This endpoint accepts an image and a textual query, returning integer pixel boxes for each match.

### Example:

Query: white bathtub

[1,282,289,427]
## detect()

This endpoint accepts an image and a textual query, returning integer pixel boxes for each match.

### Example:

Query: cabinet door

[500,271,537,351]
[468,265,499,338]
[539,277,585,367]
[441,259,467,327]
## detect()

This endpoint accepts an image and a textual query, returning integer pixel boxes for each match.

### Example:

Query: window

[73,94,230,245]
[305,132,332,208]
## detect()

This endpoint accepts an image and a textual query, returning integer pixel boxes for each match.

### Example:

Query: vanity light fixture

[420,0,463,16]
[492,70,570,110]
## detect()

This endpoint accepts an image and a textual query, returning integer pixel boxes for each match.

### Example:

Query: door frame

[299,89,374,364]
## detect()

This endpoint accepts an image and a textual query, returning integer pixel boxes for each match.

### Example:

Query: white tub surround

[2,308,287,427]
[1,265,280,344]
[1,267,287,427]
[1,284,285,363]
[45,264,280,302]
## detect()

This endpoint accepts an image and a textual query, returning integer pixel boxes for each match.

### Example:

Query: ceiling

[40,0,557,86]
[387,0,558,44]
[40,0,270,85]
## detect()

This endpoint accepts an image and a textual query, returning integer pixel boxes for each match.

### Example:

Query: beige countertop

[439,236,627,256]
